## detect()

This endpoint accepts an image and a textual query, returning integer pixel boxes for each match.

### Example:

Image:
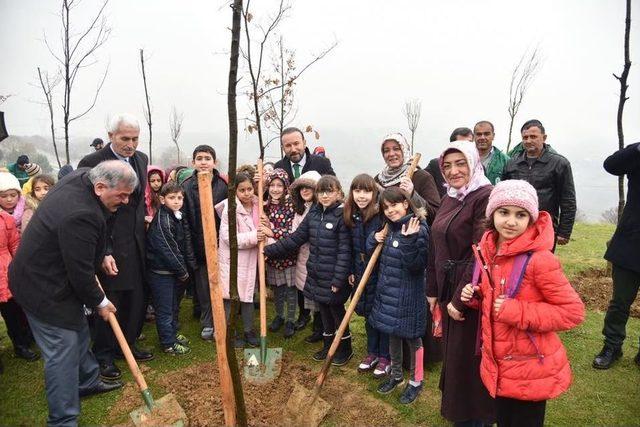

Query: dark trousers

[495,397,546,427]
[92,284,145,364]
[365,319,389,359]
[26,312,100,427]
[148,271,179,348]
[0,298,32,348]
[318,302,349,336]
[298,290,310,318]
[194,264,213,329]
[603,264,640,349]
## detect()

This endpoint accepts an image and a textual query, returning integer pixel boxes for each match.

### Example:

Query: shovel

[244,158,282,384]
[96,279,187,426]
[285,153,422,427]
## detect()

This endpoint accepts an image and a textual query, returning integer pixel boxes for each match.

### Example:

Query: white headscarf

[376,133,412,187]
[439,141,492,201]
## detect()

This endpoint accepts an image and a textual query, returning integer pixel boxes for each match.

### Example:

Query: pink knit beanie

[486,179,539,221]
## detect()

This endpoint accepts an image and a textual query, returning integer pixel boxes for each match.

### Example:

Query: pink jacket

[216,196,260,303]
[292,204,312,291]
[0,211,20,302]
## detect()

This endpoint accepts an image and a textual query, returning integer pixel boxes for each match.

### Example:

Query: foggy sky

[1,0,639,219]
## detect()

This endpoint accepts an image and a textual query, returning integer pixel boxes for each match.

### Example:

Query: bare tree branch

[506,46,543,152]
[140,49,153,163]
[402,99,421,156]
[37,68,63,167]
[169,106,184,163]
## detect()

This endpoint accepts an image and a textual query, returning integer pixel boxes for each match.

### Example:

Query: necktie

[293,163,301,179]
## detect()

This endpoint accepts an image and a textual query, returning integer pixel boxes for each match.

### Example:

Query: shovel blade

[129,393,187,427]
[284,381,331,427]
[243,347,282,384]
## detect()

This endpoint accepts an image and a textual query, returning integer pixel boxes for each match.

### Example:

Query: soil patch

[110,352,400,426]
[572,268,640,317]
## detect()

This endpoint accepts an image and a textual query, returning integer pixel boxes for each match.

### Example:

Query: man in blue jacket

[593,142,640,369]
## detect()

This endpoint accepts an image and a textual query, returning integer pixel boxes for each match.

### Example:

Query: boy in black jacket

[147,182,196,355]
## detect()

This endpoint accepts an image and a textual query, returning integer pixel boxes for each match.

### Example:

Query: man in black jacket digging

[273,127,336,340]
[9,161,137,426]
[593,142,640,369]
[78,114,153,381]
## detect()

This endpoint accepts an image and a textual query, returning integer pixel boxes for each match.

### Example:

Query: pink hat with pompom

[486,179,539,221]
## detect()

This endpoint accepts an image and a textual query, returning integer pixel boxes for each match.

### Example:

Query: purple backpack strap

[506,251,544,363]
[506,252,533,298]
[472,260,482,286]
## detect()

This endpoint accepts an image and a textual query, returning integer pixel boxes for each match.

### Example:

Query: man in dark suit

[273,127,336,332]
[274,127,336,184]
[9,161,136,426]
[593,142,640,369]
[78,114,153,381]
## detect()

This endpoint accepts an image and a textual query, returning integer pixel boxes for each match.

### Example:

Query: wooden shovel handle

[95,277,148,392]
[312,153,422,394]
[257,159,267,338]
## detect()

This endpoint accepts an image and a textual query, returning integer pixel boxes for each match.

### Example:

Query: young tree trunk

[140,49,153,163]
[614,0,631,223]
[506,115,515,153]
[226,1,248,425]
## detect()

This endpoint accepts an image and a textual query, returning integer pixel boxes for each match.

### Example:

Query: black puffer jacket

[264,202,351,305]
[502,145,576,238]
[146,205,196,278]
[181,169,228,263]
[350,211,383,317]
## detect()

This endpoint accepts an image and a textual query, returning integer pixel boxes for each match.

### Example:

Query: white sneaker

[201,327,214,341]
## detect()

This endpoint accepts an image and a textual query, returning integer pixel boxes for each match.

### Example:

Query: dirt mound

[572,268,640,317]
[110,353,400,426]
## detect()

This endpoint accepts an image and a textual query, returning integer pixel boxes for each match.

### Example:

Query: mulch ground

[572,267,640,317]
[110,352,400,426]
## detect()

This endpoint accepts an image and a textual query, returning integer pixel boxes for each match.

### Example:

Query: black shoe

[593,345,622,369]
[313,334,334,361]
[268,316,285,332]
[283,321,296,339]
[377,376,404,394]
[294,314,310,331]
[399,382,423,404]
[80,380,123,398]
[115,347,154,362]
[244,330,260,347]
[234,334,246,348]
[332,334,353,366]
[100,362,122,381]
[305,315,324,343]
[14,345,39,362]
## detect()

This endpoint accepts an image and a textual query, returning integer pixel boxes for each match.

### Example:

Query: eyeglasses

[318,190,337,196]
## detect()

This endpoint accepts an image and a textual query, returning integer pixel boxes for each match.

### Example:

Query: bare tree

[37,68,63,168]
[506,47,542,153]
[225,0,248,424]
[601,207,619,225]
[140,49,153,163]
[613,0,631,223]
[242,0,337,158]
[44,0,110,164]
[403,99,421,155]
[169,106,184,163]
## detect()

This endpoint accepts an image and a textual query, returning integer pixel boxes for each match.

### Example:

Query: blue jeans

[148,271,179,348]
[365,319,390,359]
[26,312,100,427]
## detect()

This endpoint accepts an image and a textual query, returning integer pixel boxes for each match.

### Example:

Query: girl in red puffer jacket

[461,179,584,427]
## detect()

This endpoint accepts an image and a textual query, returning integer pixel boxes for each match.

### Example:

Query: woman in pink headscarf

[426,141,495,426]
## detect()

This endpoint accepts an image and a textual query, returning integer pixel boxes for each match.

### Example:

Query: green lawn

[1,222,638,425]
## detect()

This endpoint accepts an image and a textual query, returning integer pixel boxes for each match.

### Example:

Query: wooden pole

[256,159,268,362]
[197,171,236,426]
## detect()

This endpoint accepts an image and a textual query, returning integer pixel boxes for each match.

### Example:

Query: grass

[1,222,638,425]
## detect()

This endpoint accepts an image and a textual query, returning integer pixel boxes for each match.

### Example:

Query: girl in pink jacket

[216,172,262,347]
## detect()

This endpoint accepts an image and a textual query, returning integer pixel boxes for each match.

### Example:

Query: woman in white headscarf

[374,133,441,224]
[426,140,495,426]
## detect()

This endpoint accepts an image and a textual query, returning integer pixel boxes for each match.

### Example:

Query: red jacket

[470,211,584,401]
[0,211,20,302]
